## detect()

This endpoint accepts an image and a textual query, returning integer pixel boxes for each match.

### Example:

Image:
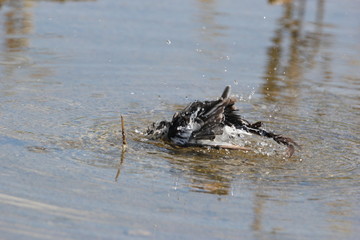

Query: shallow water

[0,0,359,239]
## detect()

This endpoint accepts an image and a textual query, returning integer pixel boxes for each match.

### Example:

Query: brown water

[0,0,359,239]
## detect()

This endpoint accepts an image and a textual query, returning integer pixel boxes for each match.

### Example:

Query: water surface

[0,0,359,239]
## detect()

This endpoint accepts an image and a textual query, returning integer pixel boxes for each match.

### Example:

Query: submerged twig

[115,147,126,182]
[115,115,127,182]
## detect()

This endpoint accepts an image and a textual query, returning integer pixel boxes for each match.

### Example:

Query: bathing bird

[146,86,299,157]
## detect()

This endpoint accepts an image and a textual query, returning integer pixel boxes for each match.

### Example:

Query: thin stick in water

[115,147,126,182]
[121,115,127,146]
[116,115,127,182]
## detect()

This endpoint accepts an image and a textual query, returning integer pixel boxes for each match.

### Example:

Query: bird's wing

[189,97,235,141]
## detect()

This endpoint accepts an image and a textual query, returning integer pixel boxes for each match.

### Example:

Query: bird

[146,86,299,157]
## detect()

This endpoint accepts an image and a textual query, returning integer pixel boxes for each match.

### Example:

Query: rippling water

[0,0,359,239]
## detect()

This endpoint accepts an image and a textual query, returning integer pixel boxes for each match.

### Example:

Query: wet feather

[146,86,300,157]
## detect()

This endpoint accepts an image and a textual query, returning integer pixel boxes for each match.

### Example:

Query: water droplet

[195,48,202,53]
[248,90,255,100]
[166,40,171,45]
[233,80,238,85]
[263,16,266,19]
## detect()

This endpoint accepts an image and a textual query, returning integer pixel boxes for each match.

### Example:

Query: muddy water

[0,0,359,239]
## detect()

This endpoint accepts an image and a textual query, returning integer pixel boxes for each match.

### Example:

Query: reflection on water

[197,0,228,46]
[263,0,326,103]
[197,0,228,39]
[166,149,235,195]
[3,0,33,51]
[195,0,230,81]
[0,1,46,84]
[0,0,33,78]
[268,0,292,5]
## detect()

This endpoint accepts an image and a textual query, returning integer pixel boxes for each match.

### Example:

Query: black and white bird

[146,86,299,157]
